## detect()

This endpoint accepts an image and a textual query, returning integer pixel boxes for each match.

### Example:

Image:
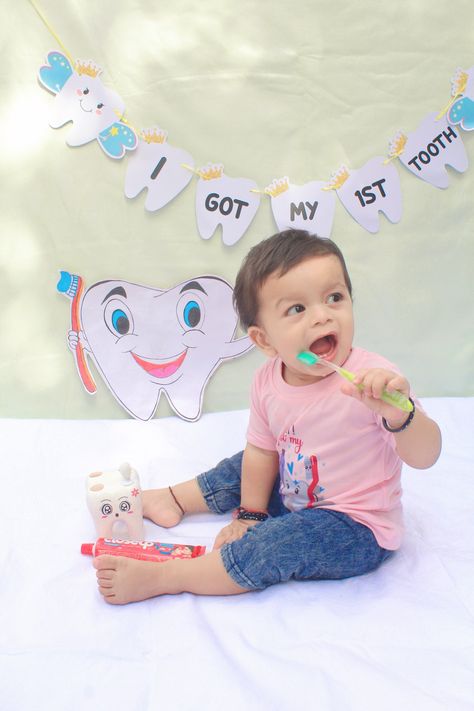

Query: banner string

[28,0,76,70]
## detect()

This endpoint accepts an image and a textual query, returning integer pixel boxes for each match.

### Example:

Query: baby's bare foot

[142,487,184,528]
[94,555,169,604]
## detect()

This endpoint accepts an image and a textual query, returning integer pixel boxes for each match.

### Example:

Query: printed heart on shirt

[287,462,294,475]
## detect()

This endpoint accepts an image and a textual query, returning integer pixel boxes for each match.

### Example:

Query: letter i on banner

[195,165,261,247]
[124,127,195,211]
[329,161,402,234]
[267,177,336,238]
[393,113,468,189]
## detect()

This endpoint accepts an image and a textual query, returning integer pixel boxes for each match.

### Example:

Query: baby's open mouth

[309,334,337,359]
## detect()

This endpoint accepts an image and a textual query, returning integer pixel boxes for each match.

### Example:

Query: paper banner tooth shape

[38,51,137,158]
[332,159,402,234]
[267,177,336,238]
[195,165,261,247]
[124,127,194,210]
[397,113,468,188]
[62,274,253,422]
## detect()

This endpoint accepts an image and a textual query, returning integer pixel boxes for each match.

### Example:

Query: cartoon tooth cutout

[332,159,402,234]
[57,272,253,421]
[195,164,261,247]
[267,177,336,238]
[124,127,194,210]
[38,51,137,158]
[395,113,468,188]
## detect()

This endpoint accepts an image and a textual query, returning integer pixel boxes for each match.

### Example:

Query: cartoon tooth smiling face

[77,275,253,421]
[38,51,137,158]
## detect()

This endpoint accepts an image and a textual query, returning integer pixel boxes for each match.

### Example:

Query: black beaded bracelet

[382,398,416,432]
[235,507,269,522]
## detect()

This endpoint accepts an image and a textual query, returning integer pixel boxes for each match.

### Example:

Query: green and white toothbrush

[297,351,414,413]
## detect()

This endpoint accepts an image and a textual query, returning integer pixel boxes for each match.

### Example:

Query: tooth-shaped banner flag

[195,165,261,247]
[267,177,336,238]
[57,271,253,422]
[395,113,468,188]
[38,51,137,158]
[124,127,194,210]
[448,66,474,131]
[331,159,402,234]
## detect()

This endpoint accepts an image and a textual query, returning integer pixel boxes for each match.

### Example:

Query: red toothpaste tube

[81,538,206,562]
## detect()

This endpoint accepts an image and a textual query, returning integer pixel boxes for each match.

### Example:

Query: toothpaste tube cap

[81,543,94,556]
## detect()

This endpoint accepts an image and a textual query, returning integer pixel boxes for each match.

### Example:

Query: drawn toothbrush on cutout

[57,271,97,393]
[297,351,413,413]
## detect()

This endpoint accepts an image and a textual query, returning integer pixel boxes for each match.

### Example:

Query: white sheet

[1,398,473,711]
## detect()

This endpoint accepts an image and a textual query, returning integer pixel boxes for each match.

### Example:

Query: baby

[94,229,441,604]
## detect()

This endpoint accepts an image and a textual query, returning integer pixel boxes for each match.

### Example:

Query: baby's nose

[311,305,330,324]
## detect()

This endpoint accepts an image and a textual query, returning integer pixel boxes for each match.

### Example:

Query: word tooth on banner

[195,164,261,247]
[57,273,253,422]
[38,51,137,158]
[124,127,195,210]
[396,112,468,189]
[332,159,402,234]
[267,177,336,238]
[448,65,474,131]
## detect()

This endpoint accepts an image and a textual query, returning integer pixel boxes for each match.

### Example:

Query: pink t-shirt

[247,347,419,550]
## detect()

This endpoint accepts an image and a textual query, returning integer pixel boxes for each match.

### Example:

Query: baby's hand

[340,368,411,426]
[213,518,259,550]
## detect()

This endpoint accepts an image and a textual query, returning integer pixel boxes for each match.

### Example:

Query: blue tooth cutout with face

[75,275,253,421]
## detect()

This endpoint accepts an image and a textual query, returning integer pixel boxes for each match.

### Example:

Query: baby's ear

[247,326,277,357]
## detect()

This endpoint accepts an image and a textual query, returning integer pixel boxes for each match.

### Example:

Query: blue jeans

[197,451,393,590]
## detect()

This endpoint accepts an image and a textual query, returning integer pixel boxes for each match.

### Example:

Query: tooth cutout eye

[119,500,131,512]
[183,300,201,327]
[112,309,129,333]
[104,299,134,337]
[83,88,89,94]
[177,293,205,331]
[97,102,104,109]
[101,503,112,516]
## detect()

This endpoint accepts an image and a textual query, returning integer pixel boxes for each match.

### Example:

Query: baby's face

[250,255,354,386]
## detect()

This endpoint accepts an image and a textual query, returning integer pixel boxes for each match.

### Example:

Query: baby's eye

[287,304,305,316]
[327,293,343,304]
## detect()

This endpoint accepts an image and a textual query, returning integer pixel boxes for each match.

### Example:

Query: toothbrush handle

[380,389,413,413]
[338,368,413,413]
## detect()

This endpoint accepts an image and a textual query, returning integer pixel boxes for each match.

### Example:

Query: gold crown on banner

[388,131,407,159]
[451,68,468,97]
[198,164,224,181]
[76,59,102,78]
[326,165,350,190]
[142,127,168,144]
[264,177,289,197]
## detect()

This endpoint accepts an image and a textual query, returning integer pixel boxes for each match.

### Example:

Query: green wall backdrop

[1,0,473,419]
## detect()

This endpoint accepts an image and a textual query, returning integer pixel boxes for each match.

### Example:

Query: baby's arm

[213,443,279,549]
[341,368,442,469]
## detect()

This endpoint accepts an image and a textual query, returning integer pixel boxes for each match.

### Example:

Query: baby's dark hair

[233,229,352,330]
